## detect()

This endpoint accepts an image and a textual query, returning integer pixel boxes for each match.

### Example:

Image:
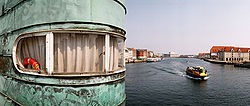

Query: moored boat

[146,58,161,62]
[186,66,208,80]
[234,62,250,68]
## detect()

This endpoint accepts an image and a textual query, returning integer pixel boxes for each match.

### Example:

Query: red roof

[210,46,250,53]
[210,46,232,53]
[198,53,210,56]
[224,47,249,52]
[128,48,136,51]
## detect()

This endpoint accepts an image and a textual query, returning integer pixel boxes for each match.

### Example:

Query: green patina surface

[0,0,126,55]
[0,72,126,106]
[0,0,126,32]
[0,56,126,105]
[0,0,126,105]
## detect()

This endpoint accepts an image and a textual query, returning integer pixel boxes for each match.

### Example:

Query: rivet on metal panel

[6,77,12,80]
[1,36,8,47]
[6,98,12,103]
[4,8,11,13]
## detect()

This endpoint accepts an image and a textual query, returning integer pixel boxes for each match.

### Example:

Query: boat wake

[149,65,185,77]
[148,63,210,80]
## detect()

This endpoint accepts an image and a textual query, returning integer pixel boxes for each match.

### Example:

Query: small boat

[146,58,161,62]
[186,66,208,80]
[234,62,250,68]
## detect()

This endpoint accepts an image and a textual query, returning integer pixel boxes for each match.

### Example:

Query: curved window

[53,33,105,74]
[13,31,125,76]
[15,34,46,74]
[109,36,124,71]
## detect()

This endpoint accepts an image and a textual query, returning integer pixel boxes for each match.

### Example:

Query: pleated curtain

[109,37,124,71]
[19,36,46,70]
[53,33,105,73]
[18,33,125,74]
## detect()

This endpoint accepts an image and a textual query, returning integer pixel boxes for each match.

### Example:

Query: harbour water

[125,58,250,105]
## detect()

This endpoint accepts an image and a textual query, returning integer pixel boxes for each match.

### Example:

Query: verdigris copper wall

[0,0,126,105]
[0,57,126,105]
[0,0,126,55]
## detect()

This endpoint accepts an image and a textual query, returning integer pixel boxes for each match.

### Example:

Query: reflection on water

[126,58,250,106]
[223,64,235,69]
[189,79,207,89]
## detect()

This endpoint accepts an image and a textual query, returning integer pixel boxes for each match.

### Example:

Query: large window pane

[17,36,46,71]
[53,33,105,74]
[109,36,124,71]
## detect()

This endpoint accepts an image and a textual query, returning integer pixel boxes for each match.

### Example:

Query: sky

[125,0,250,55]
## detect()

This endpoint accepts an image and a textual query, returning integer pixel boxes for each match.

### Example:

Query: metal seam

[0,21,126,37]
[113,0,127,14]
[118,94,126,106]
[0,91,23,106]
[0,0,127,17]
[1,73,126,87]
[0,0,25,17]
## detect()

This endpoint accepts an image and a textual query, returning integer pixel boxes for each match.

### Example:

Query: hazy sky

[125,0,250,55]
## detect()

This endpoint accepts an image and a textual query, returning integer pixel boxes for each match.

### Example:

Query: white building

[169,52,180,58]
[147,51,154,58]
[125,48,137,62]
[218,46,250,62]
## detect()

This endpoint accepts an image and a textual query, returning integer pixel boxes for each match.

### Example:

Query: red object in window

[22,58,40,70]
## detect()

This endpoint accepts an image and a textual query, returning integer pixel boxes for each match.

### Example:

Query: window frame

[13,32,51,76]
[12,30,126,77]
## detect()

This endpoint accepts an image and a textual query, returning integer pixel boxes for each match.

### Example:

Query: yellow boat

[186,66,208,80]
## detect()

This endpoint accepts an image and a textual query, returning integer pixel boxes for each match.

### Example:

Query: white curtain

[18,34,125,74]
[109,37,122,71]
[53,33,105,73]
[19,36,46,70]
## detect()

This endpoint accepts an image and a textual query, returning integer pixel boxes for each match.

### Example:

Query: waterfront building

[130,48,137,59]
[125,48,137,62]
[163,53,170,57]
[180,55,196,58]
[210,46,229,59]
[217,46,250,62]
[198,53,210,59]
[155,53,163,58]
[147,51,154,58]
[136,49,148,60]
[0,0,126,105]
[169,52,180,58]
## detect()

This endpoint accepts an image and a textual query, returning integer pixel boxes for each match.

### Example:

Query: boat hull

[186,67,207,80]
[186,71,206,80]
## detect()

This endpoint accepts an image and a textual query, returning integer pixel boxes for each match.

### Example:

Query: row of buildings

[198,46,250,63]
[163,52,197,58]
[163,52,180,58]
[124,48,162,63]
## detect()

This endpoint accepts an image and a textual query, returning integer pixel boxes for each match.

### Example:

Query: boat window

[16,35,46,74]
[13,31,125,76]
[109,36,125,71]
[53,33,105,74]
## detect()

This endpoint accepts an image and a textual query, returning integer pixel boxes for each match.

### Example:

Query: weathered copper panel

[0,0,126,105]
